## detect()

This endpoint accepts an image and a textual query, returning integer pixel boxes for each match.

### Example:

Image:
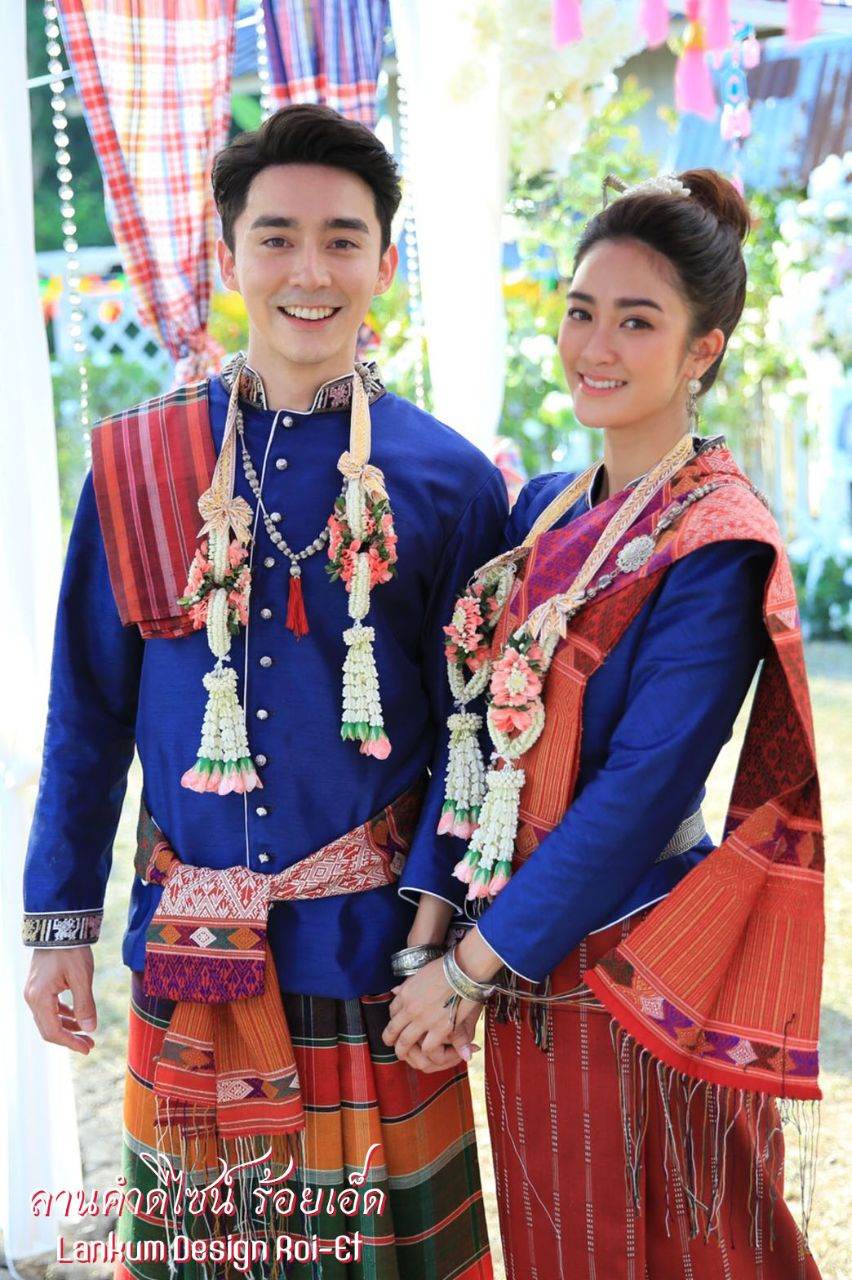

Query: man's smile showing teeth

[279,305,340,321]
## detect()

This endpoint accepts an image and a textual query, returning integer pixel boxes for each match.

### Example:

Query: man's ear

[373,243,399,299]
[217,237,239,293]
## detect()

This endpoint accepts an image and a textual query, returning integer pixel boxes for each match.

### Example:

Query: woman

[383,170,823,1278]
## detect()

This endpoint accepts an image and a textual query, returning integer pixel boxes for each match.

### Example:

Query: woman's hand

[382,957,484,1072]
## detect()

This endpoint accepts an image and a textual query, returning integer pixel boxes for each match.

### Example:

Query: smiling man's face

[217,163,397,382]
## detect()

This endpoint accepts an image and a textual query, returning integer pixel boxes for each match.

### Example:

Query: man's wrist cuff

[22,909,103,947]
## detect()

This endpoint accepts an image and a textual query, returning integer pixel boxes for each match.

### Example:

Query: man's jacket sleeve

[23,472,143,947]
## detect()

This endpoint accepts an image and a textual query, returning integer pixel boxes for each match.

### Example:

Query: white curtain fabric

[0,2,83,1264]
[389,0,509,452]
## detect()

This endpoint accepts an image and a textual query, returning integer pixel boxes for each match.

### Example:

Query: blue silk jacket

[475,467,772,983]
[23,370,508,998]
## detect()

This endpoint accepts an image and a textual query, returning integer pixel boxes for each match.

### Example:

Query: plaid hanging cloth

[56,0,236,383]
[263,0,389,126]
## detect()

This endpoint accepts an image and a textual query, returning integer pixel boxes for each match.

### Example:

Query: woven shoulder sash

[501,447,822,1102]
[91,381,216,638]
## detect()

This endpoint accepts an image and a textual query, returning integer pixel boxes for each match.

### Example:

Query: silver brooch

[616,534,655,574]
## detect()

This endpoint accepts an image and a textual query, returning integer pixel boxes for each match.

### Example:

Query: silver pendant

[615,534,655,575]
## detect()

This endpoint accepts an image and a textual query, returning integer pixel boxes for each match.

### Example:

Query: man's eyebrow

[248,215,371,234]
[566,289,663,313]
[325,217,370,234]
[249,215,297,230]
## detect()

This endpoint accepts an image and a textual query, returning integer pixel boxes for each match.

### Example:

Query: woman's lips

[577,372,628,397]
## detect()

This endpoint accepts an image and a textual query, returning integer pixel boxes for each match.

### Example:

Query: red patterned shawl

[498,445,823,1101]
[91,382,215,638]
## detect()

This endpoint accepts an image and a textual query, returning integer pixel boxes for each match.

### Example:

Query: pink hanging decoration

[705,0,732,52]
[675,2,718,121]
[721,102,752,142]
[786,0,820,43]
[639,0,669,47]
[553,0,583,46]
[742,34,761,69]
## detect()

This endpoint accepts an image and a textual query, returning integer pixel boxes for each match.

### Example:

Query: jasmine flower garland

[328,375,399,758]
[179,356,398,797]
[442,433,698,900]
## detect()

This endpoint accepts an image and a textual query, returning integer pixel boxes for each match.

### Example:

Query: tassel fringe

[181,664,261,795]
[341,624,391,758]
[151,1101,310,1280]
[455,766,525,898]
[285,570,309,637]
[609,1025,820,1252]
[438,711,487,838]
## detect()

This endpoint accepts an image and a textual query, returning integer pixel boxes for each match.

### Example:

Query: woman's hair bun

[679,168,751,243]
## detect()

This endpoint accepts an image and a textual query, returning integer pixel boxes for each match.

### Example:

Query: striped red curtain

[57,0,237,382]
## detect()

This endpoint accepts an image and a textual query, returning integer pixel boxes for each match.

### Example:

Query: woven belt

[655,808,707,862]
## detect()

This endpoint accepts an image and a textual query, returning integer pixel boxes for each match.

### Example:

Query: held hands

[383,956,484,1073]
[24,946,97,1055]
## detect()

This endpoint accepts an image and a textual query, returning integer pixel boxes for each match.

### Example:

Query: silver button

[259,655,272,668]
[264,556,275,569]
[260,608,272,620]
[275,458,288,471]
[254,753,268,767]
[270,511,282,523]
[282,415,294,428]
[256,805,269,817]
[256,709,269,721]
[258,852,270,864]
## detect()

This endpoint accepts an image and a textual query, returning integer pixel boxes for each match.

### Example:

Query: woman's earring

[687,377,702,432]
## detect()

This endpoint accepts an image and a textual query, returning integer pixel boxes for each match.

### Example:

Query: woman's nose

[579,323,618,364]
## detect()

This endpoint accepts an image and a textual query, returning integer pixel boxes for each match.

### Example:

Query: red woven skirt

[484,916,822,1280]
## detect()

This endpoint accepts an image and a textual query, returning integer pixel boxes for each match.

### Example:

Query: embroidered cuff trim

[22,909,103,947]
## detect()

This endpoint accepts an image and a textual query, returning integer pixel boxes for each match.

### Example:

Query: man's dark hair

[212,104,402,254]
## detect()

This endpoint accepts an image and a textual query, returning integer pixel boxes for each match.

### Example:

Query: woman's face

[558,238,715,435]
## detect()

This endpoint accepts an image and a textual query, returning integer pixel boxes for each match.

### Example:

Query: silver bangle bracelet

[390,944,444,977]
[442,945,496,1004]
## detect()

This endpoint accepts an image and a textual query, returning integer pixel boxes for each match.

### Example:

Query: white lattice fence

[39,245,171,383]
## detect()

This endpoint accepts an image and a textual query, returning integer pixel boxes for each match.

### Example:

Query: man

[23,105,504,1278]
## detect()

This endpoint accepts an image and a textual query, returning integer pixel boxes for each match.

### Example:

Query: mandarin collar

[219,352,386,416]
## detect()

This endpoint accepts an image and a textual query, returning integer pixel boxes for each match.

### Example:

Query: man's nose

[289,246,332,291]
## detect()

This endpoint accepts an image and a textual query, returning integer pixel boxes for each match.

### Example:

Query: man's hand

[383,957,484,1072]
[24,946,97,1055]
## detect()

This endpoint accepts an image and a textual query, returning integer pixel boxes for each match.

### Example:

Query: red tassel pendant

[286,570,309,638]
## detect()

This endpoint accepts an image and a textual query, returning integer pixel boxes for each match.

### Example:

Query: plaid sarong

[117,977,492,1279]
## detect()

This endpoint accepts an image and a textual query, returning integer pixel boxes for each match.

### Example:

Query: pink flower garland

[179,538,251,633]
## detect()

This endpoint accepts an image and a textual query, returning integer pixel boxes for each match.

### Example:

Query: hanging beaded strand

[237,409,330,637]
[44,3,91,465]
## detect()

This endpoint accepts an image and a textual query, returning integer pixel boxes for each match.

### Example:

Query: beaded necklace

[236,409,331,636]
[178,355,399,796]
[439,433,697,896]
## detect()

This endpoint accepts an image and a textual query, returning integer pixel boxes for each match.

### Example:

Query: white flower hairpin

[602,172,691,206]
